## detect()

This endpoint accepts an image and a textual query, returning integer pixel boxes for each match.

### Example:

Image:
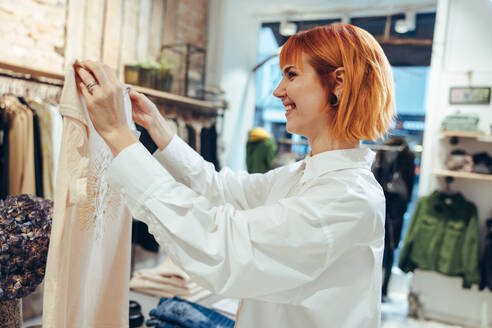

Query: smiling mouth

[285,103,296,114]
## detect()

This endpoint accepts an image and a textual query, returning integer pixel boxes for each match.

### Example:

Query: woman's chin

[285,122,299,135]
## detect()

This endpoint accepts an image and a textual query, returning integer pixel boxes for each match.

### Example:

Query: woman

[75,24,394,328]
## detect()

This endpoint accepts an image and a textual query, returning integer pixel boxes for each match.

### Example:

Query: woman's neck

[308,133,360,155]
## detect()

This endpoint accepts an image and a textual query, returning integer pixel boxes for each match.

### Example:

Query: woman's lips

[285,103,296,117]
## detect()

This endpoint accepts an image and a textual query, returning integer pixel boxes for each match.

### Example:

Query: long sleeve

[462,206,481,288]
[106,143,376,303]
[398,199,422,273]
[152,135,281,209]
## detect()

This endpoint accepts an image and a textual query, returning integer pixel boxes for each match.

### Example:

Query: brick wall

[174,0,209,49]
[0,0,209,73]
[0,0,66,72]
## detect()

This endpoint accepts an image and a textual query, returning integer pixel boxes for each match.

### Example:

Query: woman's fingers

[76,67,97,87]
[128,89,142,104]
[79,60,109,86]
[78,81,92,101]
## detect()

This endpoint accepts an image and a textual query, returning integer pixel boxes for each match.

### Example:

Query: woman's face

[273,53,329,139]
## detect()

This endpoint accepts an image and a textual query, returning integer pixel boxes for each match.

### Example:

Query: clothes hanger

[439,176,458,206]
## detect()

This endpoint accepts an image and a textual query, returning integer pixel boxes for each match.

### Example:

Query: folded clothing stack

[445,150,492,174]
[146,296,235,328]
[130,257,212,302]
[445,149,474,172]
[440,112,481,132]
[472,152,492,174]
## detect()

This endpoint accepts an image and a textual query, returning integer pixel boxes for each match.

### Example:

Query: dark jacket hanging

[0,105,10,200]
[372,137,415,249]
[480,218,492,291]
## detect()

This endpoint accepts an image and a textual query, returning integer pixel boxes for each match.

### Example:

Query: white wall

[415,0,492,326]
[207,0,261,171]
[420,0,492,196]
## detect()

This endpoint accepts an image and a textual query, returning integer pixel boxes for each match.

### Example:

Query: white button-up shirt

[105,135,385,328]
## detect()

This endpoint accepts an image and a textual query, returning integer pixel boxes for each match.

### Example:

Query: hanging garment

[28,98,56,200]
[31,108,44,197]
[47,104,63,187]
[0,104,10,199]
[480,218,492,291]
[246,127,277,174]
[130,257,212,302]
[372,136,415,297]
[2,96,36,196]
[200,123,220,171]
[43,64,133,328]
[105,135,385,328]
[398,191,481,288]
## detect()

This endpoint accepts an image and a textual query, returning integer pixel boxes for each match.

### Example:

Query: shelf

[432,169,492,181]
[0,60,64,82]
[0,61,226,113]
[131,85,226,113]
[439,130,492,140]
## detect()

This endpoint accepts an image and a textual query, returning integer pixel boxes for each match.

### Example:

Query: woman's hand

[129,89,175,150]
[75,60,138,155]
[128,88,159,130]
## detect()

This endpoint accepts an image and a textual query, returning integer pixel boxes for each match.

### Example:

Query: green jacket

[399,191,480,288]
[246,137,277,174]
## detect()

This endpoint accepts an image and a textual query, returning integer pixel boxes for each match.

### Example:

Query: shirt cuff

[152,134,204,181]
[105,142,174,217]
[153,134,193,162]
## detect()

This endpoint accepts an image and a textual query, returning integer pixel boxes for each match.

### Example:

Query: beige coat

[1,95,36,195]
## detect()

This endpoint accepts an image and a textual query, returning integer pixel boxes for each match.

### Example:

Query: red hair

[280,24,395,141]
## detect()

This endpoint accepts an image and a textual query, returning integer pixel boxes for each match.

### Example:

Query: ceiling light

[279,19,297,36]
[395,11,416,34]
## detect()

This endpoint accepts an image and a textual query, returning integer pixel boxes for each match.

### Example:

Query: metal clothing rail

[0,71,63,87]
[0,61,64,85]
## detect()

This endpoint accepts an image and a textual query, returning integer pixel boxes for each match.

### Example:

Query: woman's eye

[287,71,297,78]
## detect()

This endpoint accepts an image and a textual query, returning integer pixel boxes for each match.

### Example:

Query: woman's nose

[273,82,285,98]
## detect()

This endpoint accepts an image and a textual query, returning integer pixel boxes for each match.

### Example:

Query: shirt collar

[300,147,375,184]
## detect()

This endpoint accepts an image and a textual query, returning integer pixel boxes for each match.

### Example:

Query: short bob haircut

[279,24,395,142]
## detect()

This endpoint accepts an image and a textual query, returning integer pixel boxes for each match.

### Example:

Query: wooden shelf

[432,169,492,181]
[0,60,64,82]
[0,61,226,112]
[131,85,225,112]
[439,130,492,139]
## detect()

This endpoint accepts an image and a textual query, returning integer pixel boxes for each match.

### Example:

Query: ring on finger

[86,80,98,92]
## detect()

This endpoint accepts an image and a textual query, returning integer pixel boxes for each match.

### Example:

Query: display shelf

[131,85,226,112]
[439,130,492,142]
[432,168,492,181]
[0,61,226,112]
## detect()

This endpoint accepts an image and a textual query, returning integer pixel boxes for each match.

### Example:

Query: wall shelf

[439,130,492,141]
[0,61,226,113]
[131,85,226,113]
[433,169,492,181]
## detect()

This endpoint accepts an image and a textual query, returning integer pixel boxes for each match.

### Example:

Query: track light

[279,18,297,36]
[395,11,416,34]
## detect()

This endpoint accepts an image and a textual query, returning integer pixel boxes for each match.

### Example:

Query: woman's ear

[332,67,345,95]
